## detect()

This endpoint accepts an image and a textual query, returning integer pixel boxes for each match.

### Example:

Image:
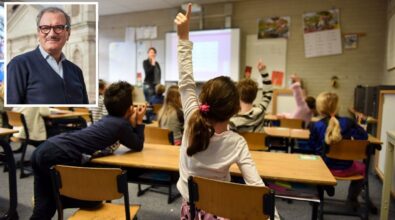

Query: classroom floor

[1,144,394,220]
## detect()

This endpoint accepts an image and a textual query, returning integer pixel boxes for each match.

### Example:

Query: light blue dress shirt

[38,45,66,79]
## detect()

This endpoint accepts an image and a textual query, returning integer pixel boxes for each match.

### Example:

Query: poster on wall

[303,9,342,58]
[258,16,290,39]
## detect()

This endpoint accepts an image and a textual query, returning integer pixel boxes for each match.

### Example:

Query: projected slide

[165,29,240,82]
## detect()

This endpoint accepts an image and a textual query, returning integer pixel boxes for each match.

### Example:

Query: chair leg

[19,143,31,178]
[168,184,172,204]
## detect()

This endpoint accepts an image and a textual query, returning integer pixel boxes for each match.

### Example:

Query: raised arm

[290,74,305,107]
[175,4,199,119]
[257,60,273,112]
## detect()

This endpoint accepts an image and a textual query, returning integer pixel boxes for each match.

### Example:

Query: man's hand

[257,59,266,72]
[174,3,192,40]
[150,57,156,65]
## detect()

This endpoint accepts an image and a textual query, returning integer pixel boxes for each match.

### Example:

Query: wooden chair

[322,139,380,219]
[6,111,44,178]
[73,107,94,124]
[144,126,173,145]
[188,176,275,220]
[239,132,269,151]
[137,126,178,203]
[50,165,140,220]
[279,118,304,129]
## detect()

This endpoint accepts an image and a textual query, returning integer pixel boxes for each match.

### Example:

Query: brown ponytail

[186,76,240,156]
[186,110,214,156]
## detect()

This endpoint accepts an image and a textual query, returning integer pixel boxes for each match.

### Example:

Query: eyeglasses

[38,25,69,34]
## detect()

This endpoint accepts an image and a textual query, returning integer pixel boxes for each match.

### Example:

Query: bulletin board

[136,40,165,84]
[245,35,287,88]
[387,14,395,70]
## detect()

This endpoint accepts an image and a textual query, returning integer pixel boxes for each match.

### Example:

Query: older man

[7,7,88,104]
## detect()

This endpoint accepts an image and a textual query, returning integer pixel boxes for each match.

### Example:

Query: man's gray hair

[36,7,71,29]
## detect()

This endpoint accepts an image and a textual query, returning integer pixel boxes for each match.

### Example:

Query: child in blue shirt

[30,81,146,220]
[309,92,367,206]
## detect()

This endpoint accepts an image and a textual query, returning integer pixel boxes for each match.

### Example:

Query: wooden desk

[288,129,383,145]
[0,128,18,136]
[264,127,290,138]
[0,129,18,220]
[46,111,90,119]
[264,114,320,123]
[290,129,310,140]
[92,144,336,186]
[380,131,395,220]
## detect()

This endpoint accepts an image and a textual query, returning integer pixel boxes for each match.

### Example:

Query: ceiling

[19,0,240,16]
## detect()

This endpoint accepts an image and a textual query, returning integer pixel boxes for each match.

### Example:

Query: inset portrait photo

[5,2,98,106]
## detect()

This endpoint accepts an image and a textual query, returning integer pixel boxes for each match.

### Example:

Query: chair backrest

[145,126,172,145]
[73,107,93,123]
[152,104,163,115]
[239,132,268,151]
[326,139,370,161]
[6,111,24,127]
[188,176,275,220]
[6,111,29,140]
[51,165,131,220]
[279,118,304,129]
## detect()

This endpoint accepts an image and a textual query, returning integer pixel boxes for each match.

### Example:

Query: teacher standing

[143,47,161,102]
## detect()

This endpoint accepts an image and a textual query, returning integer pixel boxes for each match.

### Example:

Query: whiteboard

[136,40,165,84]
[276,94,297,114]
[245,35,287,88]
[108,42,135,84]
[378,93,395,193]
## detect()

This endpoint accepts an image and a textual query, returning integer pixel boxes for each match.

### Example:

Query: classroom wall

[383,0,395,84]
[99,0,387,115]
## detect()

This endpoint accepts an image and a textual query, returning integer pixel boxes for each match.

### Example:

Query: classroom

[1,0,395,219]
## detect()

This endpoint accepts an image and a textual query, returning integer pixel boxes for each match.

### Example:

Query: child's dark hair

[99,79,106,91]
[237,79,258,104]
[305,96,316,110]
[187,76,240,156]
[104,81,134,117]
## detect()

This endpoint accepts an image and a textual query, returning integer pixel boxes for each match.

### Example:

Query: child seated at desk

[30,81,146,220]
[277,74,317,127]
[229,61,273,132]
[158,85,184,145]
[11,107,50,142]
[174,5,279,219]
[309,92,368,208]
[149,83,165,105]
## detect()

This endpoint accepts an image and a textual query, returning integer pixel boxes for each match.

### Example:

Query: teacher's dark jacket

[7,47,89,104]
[143,59,161,85]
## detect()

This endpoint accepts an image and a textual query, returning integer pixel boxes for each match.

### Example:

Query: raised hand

[174,3,192,40]
[257,59,266,72]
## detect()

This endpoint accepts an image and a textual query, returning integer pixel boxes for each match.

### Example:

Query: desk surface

[263,127,290,137]
[289,129,382,145]
[92,144,336,186]
[0,128,18,136]
[264,114,320,123]
[46,111,90,119]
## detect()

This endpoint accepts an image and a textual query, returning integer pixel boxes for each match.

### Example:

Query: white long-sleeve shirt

[176,40,265,200]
